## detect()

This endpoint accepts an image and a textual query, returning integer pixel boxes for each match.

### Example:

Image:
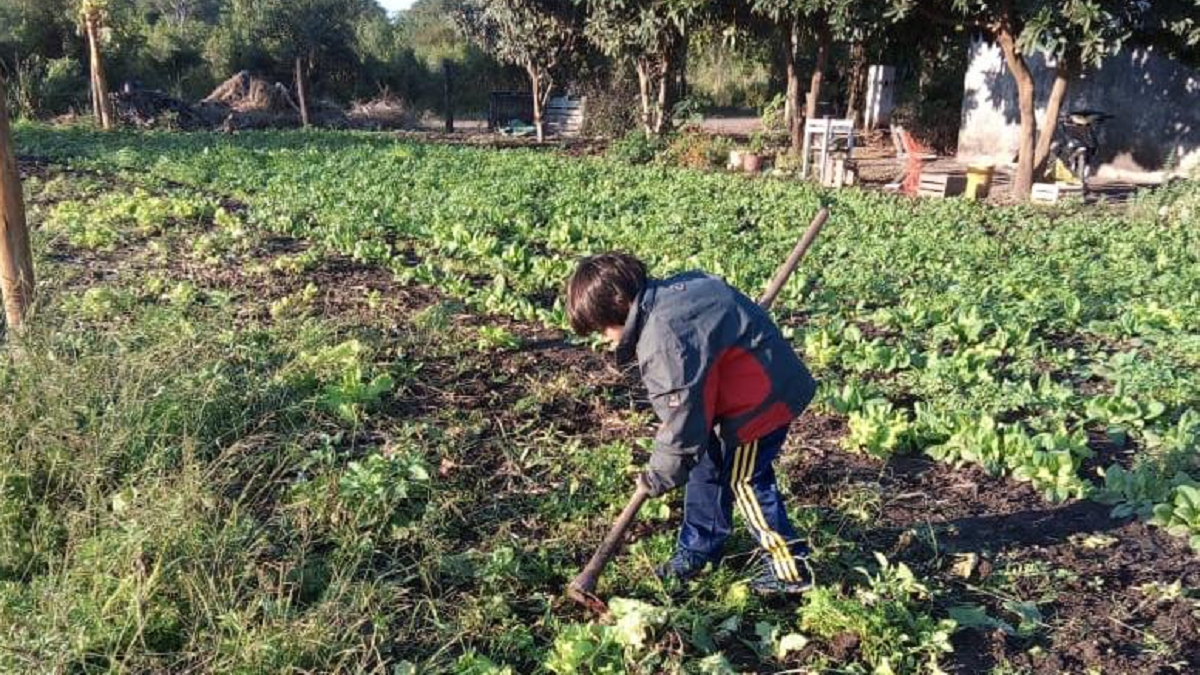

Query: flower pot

[742,153,763,173]
[728,149,743,171]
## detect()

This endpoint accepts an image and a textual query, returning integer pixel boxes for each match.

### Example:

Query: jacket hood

[615,281,656,366]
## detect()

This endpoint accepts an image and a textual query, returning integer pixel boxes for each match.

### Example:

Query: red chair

[893,126,938,195]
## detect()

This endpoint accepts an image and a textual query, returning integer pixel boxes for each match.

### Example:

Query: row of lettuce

[20,125,1200,551]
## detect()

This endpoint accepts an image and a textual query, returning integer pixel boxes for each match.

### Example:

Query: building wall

[958,37,1200,179]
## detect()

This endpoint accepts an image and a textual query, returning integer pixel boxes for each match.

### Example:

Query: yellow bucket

[965,163,995,200]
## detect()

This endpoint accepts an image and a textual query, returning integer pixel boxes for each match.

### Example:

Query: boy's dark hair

[566,252,648,336]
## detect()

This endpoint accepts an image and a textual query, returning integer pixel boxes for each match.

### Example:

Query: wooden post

[0,76,35,331]
[442,59,455,133]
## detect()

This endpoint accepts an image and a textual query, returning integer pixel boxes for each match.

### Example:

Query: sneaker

[750,559,814,597]
[655,548,711,583]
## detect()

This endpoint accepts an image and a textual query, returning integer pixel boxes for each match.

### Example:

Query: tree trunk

[1034,62,1072,173]
[442,59,455,133]
[996,22,1036,200]
[0,77,35,332]
[85,16,113,130]
[295,56,310,128]
[86,19,100,124]
[529,67,544,143]
[677,31,689,103]
[846,40,868,127]
[88,56,101,125]
[654,54,672,134]
[635,58,653,136]
[785,21,803,153]
[805,22,832,120]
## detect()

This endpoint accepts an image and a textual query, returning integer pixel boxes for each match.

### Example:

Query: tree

[79,0,115,130]
[402,0,473,131]
[749,0,871,152]
[891,0,1146,200]
[1021,0,1139,173]
[244,0,370,127]
[458,0,582,142]
[0,74,35,331]
[579,0,710,136]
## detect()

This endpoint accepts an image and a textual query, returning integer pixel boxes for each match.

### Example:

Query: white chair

[801,117,855,181]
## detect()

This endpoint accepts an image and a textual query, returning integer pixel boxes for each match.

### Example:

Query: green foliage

[1151,484,1200,551]
[844,400,913,458]
[456,650,516,675]
[9,127,1200,673]
[19,126,1200,541]
[609,597,669,651]
[760,93,787,132]
[476,325,522,351]
[659,131,733,170]
[928,417,1093,502]
[544,623,625,675]
[45,190,216,250]
[337,449,430,531]
[1096,463,1193,519]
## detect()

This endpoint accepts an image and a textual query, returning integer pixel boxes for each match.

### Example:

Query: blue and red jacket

[616,271,817,496]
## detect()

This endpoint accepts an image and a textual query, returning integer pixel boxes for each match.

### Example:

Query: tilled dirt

[786,412,1200,674]
[22,159,1198,674]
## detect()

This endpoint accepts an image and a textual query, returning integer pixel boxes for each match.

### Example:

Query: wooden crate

[917,172,968,198]
[1031,182,1084,204]
[820,156,858,188]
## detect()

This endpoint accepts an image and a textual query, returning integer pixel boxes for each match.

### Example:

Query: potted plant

[742,133,767,173]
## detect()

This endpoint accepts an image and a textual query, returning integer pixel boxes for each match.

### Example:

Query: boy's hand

[636,471,663,497]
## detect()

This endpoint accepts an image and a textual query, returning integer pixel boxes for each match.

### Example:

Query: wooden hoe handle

[758,207,830,310]
[566,483,651,612]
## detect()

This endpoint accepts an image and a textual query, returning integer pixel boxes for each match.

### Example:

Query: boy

[565,252,817,595]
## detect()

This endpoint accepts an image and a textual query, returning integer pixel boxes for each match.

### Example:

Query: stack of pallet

[546,96,585,137]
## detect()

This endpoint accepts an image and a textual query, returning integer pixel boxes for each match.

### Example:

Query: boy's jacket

[616,271,817,496]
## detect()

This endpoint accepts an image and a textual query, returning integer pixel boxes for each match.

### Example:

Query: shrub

[659,132,731,170]
[608,130,666,165]
[580,68,640,139]
[8,56,87,119]
[760,93,786,133]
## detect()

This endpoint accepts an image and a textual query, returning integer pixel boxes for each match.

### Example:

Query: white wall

[958,37,1200,180]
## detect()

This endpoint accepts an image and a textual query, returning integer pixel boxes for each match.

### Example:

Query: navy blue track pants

[677,425,809,581]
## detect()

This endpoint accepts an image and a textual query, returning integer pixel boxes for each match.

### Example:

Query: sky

[375,0,417,14]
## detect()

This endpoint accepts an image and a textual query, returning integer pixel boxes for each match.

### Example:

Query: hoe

[567,207,831,614]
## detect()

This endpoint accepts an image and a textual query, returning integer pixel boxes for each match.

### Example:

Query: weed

[279,339,395,424]
[270,283,319,320]
[476,326,522,352]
